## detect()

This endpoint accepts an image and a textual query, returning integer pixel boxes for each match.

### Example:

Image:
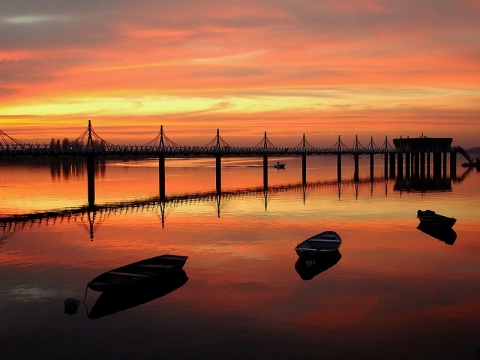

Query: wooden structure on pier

[393,136,452,150]
[390,136,456,187]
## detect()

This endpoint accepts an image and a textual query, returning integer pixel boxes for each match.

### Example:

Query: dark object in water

[417,224,457,245]
[295,250,342,280]
[416,210,456,228]
[295,231,342,259]
[88,270,189,319]
[64,298,80,315]
[87,254,188,292]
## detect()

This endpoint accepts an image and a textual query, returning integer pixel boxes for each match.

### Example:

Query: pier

[0,121,471,206]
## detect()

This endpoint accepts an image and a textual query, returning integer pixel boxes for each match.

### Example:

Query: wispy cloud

[192,50,266,63]
[4,14,72,24]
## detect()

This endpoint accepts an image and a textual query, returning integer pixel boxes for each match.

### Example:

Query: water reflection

[417,224,457,245]
[294,250,342,280]
[85,270,188,319]
[394,176,452,192]
[0,177,388,241]
[0,167,475,243]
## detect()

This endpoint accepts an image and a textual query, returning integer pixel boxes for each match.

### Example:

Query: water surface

[1,156,479,359]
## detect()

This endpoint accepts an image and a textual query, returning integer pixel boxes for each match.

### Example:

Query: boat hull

[295,231,342,259]
[417,210,456,228]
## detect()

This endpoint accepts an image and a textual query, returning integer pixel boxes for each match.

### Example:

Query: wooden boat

[295,231,342,258]
[273,161,286,169]
[87,254,188,292]
[416,210,456,228]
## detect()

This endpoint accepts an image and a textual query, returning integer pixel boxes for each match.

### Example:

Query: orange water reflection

[1,157,479,358]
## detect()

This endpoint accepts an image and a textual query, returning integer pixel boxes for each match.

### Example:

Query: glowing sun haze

[0,0,479,147]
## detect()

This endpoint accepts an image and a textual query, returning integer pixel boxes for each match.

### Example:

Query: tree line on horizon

[49,137,105,151]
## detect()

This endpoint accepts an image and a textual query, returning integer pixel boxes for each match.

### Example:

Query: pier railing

[0,121,467,158]
[0,139,456,157]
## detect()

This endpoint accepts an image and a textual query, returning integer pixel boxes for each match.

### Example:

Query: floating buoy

[64,298,80,315]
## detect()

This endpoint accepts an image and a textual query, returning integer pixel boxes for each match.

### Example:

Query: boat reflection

[88,269,188,319]
[294,250,342,280]
[417,224,457,245]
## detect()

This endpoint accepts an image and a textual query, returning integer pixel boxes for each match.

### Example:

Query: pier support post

[337,153,342,182]
[433,152,441,178]
[389,152,396,178]
[216,155,222,195]
[159,155,166,201]
[405,152,411,179]
[414,152,420,179]
[354,153,359,182]
[263,154,268,191]
[370,153,374,180]
[442,151,447,179]
[397,153,404,179]
[420,152,425,180]
[87,155,95,208]
[450,150,457,179]
[302,153,307,187]
[427,152,431,179]
[383,152,388,179]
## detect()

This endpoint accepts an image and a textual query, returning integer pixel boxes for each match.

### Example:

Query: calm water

[1,155,479,360]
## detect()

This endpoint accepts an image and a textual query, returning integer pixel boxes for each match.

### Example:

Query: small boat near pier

[416,210,456,228]
[295,231,342,258]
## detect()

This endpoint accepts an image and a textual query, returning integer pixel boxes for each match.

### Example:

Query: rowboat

[416,210,456,228]
[295,231,342,258]
[273,161,286,169]
[87,254,188,292]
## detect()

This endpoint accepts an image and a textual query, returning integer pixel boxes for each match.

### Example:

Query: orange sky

[0,0,479,147]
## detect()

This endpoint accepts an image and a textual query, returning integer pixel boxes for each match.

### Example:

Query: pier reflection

[0,168,472,242]
[394,176,452,192]
[294,251,342,280]
[86,270,188,319]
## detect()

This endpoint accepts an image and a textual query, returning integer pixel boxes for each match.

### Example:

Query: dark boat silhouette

[417,224,457,245]
[295,231,342,259]
[295,250,342,280]
[416,210,456,229]
[87,254,188,292]
[88,269,188,319]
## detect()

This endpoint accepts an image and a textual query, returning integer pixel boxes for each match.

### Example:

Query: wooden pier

[0,121,471,206]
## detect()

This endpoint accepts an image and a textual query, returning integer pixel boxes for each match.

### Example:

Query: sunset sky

[0,0,479,147]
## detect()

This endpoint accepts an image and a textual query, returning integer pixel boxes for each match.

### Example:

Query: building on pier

[393,136,452,151]
[391,135,456,188]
